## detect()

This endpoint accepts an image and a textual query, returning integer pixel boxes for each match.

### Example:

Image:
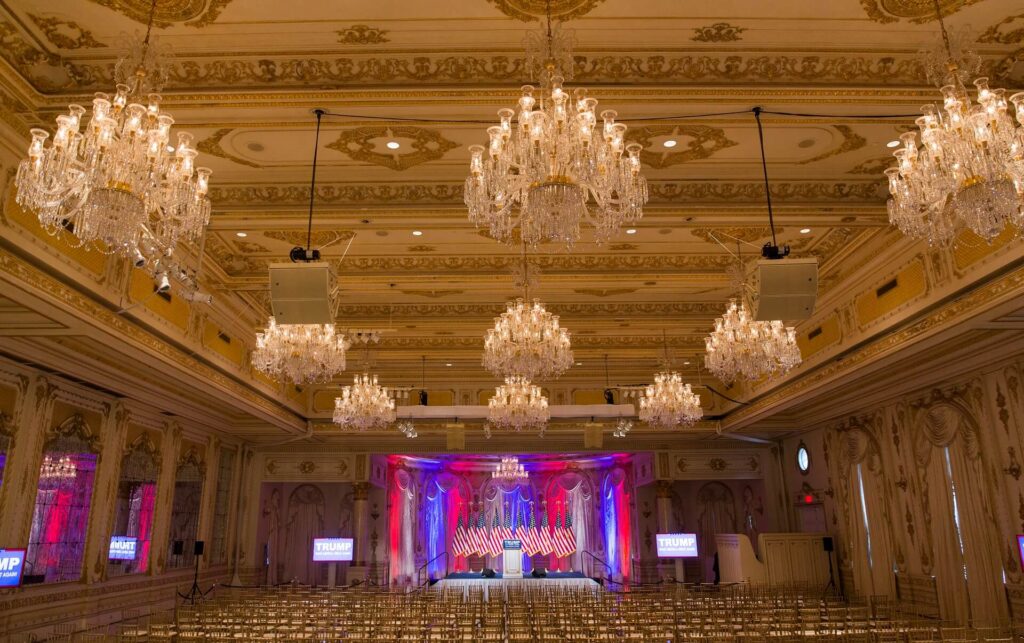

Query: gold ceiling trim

[847,156,895,175]
[195,128,261,168]
[486,0,607,22]
[326,126,459,171]
[628,124,738,169]
[573,288,639,298]
[336,25,390,45]
[333,302,724,318]
[27,14,106,50]
[978,14,1024,44]
[397,289,466,299]
[85,0,233,28]
[796,125,867,165]
[261,230,355,248]
[691,227,776,244]
[691,23,746,43]
[860,0,983,24]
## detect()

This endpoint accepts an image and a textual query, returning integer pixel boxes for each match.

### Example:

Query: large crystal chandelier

[885,0,1024,245]
[40,455,77,480]
[484,299,573,380]
[252,318,349,384]
[492,456,528,481]
[15,0,210,284]
[464,9,647,247]
[333,374,397,431]
[486,376,550,435]
[639,372,702,429]
[704,299,801,384]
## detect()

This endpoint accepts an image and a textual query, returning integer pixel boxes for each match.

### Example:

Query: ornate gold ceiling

[0,0,1021,441]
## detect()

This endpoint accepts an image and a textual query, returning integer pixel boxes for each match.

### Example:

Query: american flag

[489,510,503,557]
[553,508,570,557]
[564,508,577,555]
[501,504,514,542]
[519,506,535,556]
[475,509,488,556]
[538,507,553,555]
[452,512,467,557]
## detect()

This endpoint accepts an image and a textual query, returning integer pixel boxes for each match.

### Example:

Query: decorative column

[655,480,682,581]
[197,437,219,569]
[0,375,56,549]
[84,400,130,583]
[353,482,370,565]
[234,449,263,585]
[149,420,182,575]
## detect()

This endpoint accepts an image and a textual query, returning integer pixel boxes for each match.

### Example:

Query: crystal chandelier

[398,420,418,439]
[15,0,210,285]
[40,455,77,480]
[885,0,1024,245]
[486,376,550,435]
[484,299,573,380]
[333,374,397,431]
[612,419,632,438]
[639,372,702,429]
[252,318,349,384]
[492,456,528,481]
[464,10,647,247]
[704,299,801,384]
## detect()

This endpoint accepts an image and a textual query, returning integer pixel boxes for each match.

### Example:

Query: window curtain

[283,484,325,585]
[841,428,895,598]
[389,468,416,584]
[697,482,736,583]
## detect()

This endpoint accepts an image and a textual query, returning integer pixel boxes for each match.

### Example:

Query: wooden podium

[502,539,523,578]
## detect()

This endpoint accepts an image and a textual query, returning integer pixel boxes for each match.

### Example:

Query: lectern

[502,539,523,578]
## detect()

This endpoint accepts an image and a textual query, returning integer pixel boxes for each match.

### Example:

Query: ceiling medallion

[15,1,211,296]
[86,0,233,28]
[252,318,349,384]
[487,0,607,22]
[465,11,647,247]
[885,3,1024,246]
[492,456,528,481]
[627,124,737,169]
[704,299,801,384]
[860,0,981,24]
[333,374,397,431]
[486,376,550,436]
[327,126,459,171]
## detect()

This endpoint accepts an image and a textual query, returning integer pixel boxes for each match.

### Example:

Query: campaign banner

[0,549,26,587]
[312,538,353,562]
[502,539,522,550]
[655,533,699,558]
[109,536,138,561]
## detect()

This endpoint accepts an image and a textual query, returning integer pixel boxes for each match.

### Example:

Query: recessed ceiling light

[236,232,247,237]
[683,360,690,365]
[886,140,900,148]
[575,362,583,366]
[412,230,423,236]
[386,141,401,150]
[626,228,637,234]
[800,227,812,234]
[662,140,677,148]
[445,362,452,367]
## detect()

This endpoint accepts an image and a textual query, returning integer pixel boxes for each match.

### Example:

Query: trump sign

[655,533,699,558]
[312,538,353,562]
[0,549,26,587]
[109,536,138,561]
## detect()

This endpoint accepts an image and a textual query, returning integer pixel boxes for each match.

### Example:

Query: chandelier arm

[306,109,325,254]
[143,0,157,46]
[752,107,778,251]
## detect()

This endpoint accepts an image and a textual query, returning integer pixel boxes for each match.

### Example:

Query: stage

[433,572,600,597]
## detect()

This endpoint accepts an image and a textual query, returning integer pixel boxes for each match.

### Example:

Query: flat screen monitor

[312,538,353,562]
[109,536,138,561]
[656,533,699,558]
[0,549,26,587]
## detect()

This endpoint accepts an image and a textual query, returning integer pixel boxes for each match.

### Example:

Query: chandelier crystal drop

[14,30,211,274]
[487,376,550,434]
[639,372,702,429]
[398,420,418,439]
[483,299,573,379]
[333,374,397,431]
[704,299,801,384]
[612,418,632,438]
[252,318,350,384]
[492,456,528,481]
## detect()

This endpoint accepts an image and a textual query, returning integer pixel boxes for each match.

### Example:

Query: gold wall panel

[312,389,335,413]
[573,389,609,405]
[202,321,245,366]
[128,270,190,331]
[953,225,1018,272]
[797,314,841,359]
[855,259,926,327]
[5,187,106,276]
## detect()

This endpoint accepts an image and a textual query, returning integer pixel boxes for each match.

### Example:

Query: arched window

[24,414,99,584]
[168,452,204,569]
[108,436,160,577]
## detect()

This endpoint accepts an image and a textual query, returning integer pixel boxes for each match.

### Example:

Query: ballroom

[0,0,1023,640]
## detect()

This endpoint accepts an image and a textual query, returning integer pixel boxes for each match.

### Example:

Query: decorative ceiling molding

[261,230,355,248]
[407,245,437,253]
[573,288,639,298]
[859,0,983,23]
[85,0,233,28]
[486,0,607,21]
[847,156,894,175]
[397,289,466,298]
[691,22,746,42]
[195,128,261,168]
[333,302,725,318]
[336,25,390,45]
[796,125,867,165]
[27,14,106,49]
[978,13,1024,44]
[326,126,459,171]
[691,227,776,244]
[628,124,737,169]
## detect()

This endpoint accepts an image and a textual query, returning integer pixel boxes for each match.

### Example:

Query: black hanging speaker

[822,537,834,552]
[194,541,205,556]
[531,568,547,578]
[172,540,184,556]
[481,568,496,578]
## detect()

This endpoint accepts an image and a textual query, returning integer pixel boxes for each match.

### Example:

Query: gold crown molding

[487,0,606,22]
[261,229,355,248]
[627,124,738,169]
[978,14,1024,44]
[691,227,779,244]
[332,301,724,318]
[206,180,884,208]
[847,156,895,175]
[397,288,465,298]
[26,14,106,50]
[860,0,983,24]
[0,251,302,428]
[326,125,459,171]
[85,0,233,28]
[692,23,746,43]
[723,262,1024,429]
[336,25,390,45]
[573,287,639,298]
[289,335,707,351]
[195,129,261,168]
[796,125,867,165]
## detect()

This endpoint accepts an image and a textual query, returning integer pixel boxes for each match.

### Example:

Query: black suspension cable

[305,109,324,254]
[752,106,781,255]
[759,109,921,119]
